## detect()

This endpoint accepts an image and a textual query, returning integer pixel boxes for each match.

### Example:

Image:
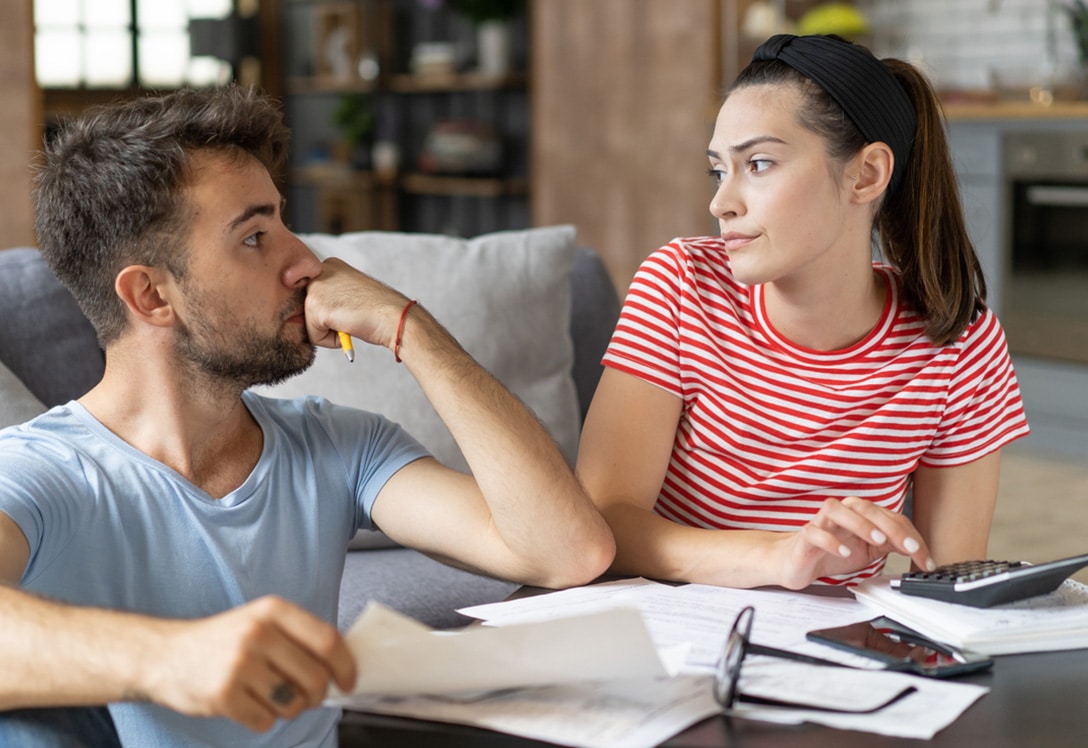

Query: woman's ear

[115,265,175,328]
[847,142,894,204]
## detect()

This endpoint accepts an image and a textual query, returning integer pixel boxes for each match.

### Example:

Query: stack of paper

[852,576,1088,655]
[326,600,720,748]
[331,600,684,695]
[328,580,990,746]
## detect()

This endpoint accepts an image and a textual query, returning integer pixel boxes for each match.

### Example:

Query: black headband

[752,34,916,194]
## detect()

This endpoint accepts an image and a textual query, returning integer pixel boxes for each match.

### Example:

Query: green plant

[451,0,524,24]
[1065,0,1088,66]
[332,94,374,149]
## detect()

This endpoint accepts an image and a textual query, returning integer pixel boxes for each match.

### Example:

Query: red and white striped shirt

[603,236,1030,583]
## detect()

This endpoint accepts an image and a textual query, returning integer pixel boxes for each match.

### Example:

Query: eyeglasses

[713,605,848,710]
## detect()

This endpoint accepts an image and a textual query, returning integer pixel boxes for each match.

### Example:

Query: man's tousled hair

[33,85,290,346]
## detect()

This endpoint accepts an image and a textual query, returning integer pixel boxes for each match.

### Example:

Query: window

[34,0,234,89]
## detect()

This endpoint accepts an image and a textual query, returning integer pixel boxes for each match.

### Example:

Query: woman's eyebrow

[706,136,788,162]
[729,135,787,154]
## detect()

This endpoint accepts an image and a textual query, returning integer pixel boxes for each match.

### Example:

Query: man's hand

[142,596,356,733]
[303,257,408,355]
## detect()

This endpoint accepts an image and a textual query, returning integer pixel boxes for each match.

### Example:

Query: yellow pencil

[337,330,355,363]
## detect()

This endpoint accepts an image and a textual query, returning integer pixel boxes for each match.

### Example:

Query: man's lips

[282,292,308,324]
[720,232,757,251]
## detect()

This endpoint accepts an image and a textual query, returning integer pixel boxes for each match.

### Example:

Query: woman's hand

[776,496,936,589]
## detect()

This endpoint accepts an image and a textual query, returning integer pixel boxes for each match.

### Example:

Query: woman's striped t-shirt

[602,236,1030,584]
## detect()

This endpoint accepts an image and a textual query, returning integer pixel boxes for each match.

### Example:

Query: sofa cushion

[337,547,518,630]
[255,226,582,549]
[0,249,105,406]
[0,360,47,428]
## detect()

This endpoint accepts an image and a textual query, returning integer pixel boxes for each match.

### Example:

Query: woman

[576,34,1030,590]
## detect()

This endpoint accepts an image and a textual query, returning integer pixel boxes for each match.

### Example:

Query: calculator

[890,552,1088,608]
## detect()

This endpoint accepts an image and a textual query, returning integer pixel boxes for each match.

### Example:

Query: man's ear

[847,142,894,205]
[114,265,175,328]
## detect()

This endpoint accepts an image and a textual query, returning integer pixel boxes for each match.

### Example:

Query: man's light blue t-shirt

[0,391,429,747]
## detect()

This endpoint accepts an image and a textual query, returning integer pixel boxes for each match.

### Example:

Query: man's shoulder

[244,390,367,425]
[242,391,405,443]
[0,403,87,451]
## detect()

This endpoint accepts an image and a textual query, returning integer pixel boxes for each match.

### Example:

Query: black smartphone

[806,617,993,678]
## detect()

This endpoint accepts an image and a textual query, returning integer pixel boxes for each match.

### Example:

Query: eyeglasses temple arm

[745,642,853,669]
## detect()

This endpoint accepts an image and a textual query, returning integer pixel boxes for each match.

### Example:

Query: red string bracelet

[393,299,418,363]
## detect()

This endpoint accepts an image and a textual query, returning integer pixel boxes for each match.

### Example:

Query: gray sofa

[0,228,621,630]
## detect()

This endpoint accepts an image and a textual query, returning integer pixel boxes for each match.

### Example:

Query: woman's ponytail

[878,59,986,345]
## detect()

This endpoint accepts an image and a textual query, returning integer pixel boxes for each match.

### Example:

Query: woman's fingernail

[926,559,938,571]
[871,530,887,544]
[904,537,920,553]
[839,544,852,558]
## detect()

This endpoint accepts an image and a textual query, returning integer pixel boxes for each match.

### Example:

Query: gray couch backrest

[0,248,105,406]
[0,246,620,417]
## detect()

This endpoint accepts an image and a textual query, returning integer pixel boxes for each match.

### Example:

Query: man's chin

[247,346,317,388]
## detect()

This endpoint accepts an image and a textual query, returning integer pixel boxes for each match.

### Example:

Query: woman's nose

[709,179,742,220]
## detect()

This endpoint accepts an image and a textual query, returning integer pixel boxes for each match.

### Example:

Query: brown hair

[33,85,290,347]
[729,54,985,345]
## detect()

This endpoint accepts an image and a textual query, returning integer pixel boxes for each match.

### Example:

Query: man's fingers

[250,598,357,695]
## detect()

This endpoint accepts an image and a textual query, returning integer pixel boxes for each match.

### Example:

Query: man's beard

[174,289,316,390]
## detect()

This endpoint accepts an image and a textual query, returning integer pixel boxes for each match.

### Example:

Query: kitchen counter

[941,99,1088,121]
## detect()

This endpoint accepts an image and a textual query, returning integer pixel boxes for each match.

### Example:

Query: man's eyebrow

[226,197,286,232]
[706,136,787,160]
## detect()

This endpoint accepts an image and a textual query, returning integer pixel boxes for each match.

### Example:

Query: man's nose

[283,235,322,288]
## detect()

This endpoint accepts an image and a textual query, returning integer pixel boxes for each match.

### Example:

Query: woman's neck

[761,262,888,352]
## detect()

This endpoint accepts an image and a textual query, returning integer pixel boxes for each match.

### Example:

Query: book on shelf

[852,576,1088,656]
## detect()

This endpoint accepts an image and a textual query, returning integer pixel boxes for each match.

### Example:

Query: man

[0,86,614,747]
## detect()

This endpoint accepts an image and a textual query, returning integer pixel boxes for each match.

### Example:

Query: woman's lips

[720,232,757,251]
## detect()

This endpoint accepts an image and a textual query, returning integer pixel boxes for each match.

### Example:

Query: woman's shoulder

[638,236,733,279]
[653,235,727,259]
[957,304,1010,355]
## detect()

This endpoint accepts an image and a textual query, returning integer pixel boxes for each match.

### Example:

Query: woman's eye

[749,159,772,174]
[706,168,726,186]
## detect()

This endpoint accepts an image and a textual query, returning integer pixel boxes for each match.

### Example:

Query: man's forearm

[395,305,615,587]
[0,585,162,710]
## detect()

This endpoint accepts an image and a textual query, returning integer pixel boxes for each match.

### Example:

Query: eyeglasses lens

[714,606,754,709]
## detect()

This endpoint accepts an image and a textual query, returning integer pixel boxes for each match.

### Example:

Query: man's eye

[243,232,264,248]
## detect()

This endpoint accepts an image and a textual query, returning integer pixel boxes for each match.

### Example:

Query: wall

[865,0,1081,93]
[531,0,722,293]
[0,0,38,248]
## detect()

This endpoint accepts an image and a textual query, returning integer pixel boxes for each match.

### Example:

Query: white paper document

[459,579,990,740]
[736,658,914,712]
[328,601,717,748]
[347,675,720,748]
[462,577,880,671]
[328,601,681,698]
[731,658,988,740]
[333,581,990,746]
[853,576,1088,654]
